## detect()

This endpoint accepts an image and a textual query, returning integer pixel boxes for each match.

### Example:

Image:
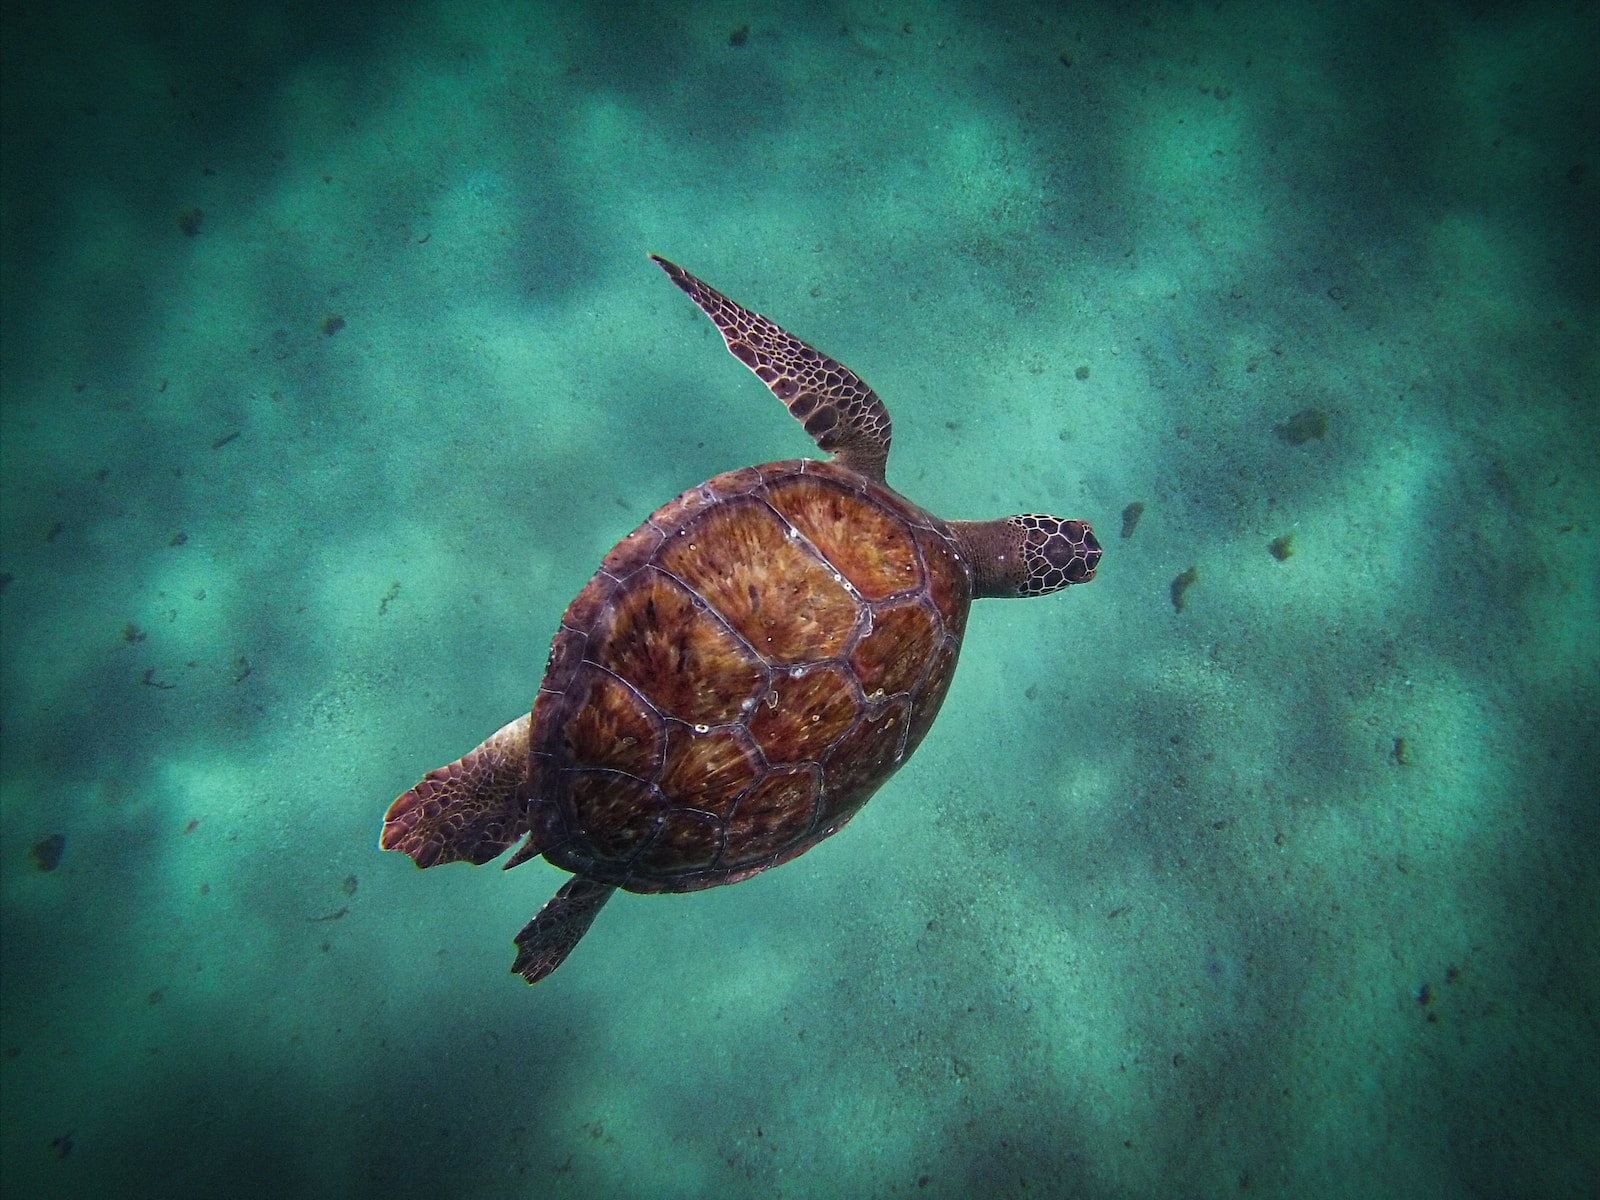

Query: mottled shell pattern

[517,456,970,893]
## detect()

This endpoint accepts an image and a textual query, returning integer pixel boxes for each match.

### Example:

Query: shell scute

[902,638,958,755]
[600,520,666,580]
[747,662,860,764]
[657,495,859,664]
[724,766,822,866]
[590,567,765,726]
[703,463,768,501]
[560,664,662,778]
[818,695,910,827]
[646,478,722,537]
[851,600,939,697]
[567,771,662,855]
[559,574,618,639]
[658,723,763,817]
[912,524,969,638]
[634,809,724,874]
[763,474,923,601]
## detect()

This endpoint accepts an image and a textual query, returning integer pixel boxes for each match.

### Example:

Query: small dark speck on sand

[32,834,66,872]
[1171,566,1198,612]
[1120,502,1144,539]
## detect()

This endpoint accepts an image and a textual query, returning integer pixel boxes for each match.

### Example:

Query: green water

[2,2,1595,1197]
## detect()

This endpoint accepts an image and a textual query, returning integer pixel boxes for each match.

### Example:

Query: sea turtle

[381,256,1101,984]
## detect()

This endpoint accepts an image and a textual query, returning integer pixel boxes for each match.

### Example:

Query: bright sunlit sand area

[2,2,1595,1197]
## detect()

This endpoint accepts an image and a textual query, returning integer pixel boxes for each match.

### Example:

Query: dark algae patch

[1170,566,1198,612]
[1274,408,1328,445]
[1120,502,1144,539]
[1269,533,1295,561]
[32,834,66,872]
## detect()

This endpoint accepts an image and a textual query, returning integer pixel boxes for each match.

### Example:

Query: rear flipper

[512,878,617,984]
[380,714,532,868]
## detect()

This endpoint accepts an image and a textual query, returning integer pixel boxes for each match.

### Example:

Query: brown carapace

[381,256,1101,984]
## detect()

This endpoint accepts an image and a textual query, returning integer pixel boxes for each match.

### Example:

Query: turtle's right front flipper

[381,713,532,868]
[511,878,616,984]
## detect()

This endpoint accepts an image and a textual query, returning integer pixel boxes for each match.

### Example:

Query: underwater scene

[1,1,1595,1197]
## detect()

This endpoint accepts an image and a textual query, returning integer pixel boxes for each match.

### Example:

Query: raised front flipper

[380,714,532,868]
[511,877,617,984]
[651,254,892,484]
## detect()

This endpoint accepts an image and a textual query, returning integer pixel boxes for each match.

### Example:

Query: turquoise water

[2,2,1596,1197]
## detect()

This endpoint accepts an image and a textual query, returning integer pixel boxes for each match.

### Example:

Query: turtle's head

[951,515,1101,599]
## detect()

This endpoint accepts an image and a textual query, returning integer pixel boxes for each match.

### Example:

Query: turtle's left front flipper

[650,254,892,484]
[380,714,532,868]
[512,878,617,984]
